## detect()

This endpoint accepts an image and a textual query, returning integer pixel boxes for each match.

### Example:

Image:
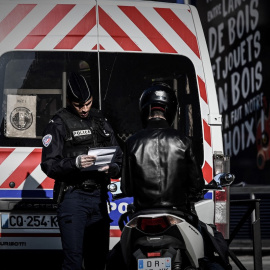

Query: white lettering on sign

[223,118,256,156]
[110,202,128,214]
[206,0,263,158]
[207,3,222,22]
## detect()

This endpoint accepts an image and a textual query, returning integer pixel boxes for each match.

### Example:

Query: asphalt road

[230,255,270,270]
[0,250,63,270]
[0,251,269,270]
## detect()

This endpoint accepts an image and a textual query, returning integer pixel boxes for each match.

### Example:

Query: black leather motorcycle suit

[121,118,204,212]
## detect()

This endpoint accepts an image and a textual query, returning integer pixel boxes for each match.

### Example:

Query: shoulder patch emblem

[42,134,52,147]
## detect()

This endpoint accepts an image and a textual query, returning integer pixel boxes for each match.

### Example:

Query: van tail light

[215,187,230,239]
[127,215,183,234]
[213,152,230,239]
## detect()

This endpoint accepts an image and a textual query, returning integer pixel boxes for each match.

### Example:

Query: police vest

[56,108,112,158]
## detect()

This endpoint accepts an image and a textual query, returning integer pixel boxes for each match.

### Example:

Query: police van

[0,0,229,250]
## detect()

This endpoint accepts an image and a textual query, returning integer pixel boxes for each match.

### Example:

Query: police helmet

[139,83,178,127]
[67,72,92,103]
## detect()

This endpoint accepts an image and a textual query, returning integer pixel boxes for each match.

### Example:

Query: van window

[100,52,203,165]
[0,51,99,147]
[0,51,203,165]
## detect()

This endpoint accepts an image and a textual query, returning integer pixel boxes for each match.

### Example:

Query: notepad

[82,146,118,171]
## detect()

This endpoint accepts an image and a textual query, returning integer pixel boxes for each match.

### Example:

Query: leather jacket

[121,118,204,212]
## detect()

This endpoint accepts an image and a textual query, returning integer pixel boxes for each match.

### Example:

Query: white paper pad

[82,146,118,171]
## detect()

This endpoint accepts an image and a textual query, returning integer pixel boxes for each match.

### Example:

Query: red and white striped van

[0,0,229,250]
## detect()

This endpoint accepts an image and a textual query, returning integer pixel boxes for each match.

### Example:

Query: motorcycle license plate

[138,257,171,270]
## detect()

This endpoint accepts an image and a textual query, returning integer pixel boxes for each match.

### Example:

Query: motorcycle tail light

[138,217,170,233]
[126,215,183,233]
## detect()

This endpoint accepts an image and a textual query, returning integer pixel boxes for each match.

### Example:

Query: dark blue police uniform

[41,106,122,270]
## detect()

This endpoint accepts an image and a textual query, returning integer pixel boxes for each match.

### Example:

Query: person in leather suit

[41,72,122,270]
[121,83,204,212]
[120,83,231,270]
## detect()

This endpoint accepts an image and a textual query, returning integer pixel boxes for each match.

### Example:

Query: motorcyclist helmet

[67,72,92,103]
[139,83,178,127]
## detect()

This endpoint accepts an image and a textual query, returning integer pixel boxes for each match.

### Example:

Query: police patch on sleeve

[42,134,52,147]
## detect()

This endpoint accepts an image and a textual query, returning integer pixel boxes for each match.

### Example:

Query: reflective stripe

[0,148,15,165]
[110,229,121,237]
[203,120,211,147]
[99,6,141,52]
[119,6,176,53]
[155,7,200,58]
[0,149,43,188]
[54,6,95,49]
[198,75,208,104]
[16,4,75,49]
[0,148,54,193]
[0,4,36,43]
[202,161,213,183]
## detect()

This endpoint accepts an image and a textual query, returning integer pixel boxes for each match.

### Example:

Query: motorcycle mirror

[108,183,118,192]
[214,173,235,187]
[108,181,126,200]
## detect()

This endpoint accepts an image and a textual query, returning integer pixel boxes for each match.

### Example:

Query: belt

[80,182,101,191]
[64,183,101,192]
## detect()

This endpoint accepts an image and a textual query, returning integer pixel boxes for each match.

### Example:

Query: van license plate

[1,214,58,229]
[138,257,171,270]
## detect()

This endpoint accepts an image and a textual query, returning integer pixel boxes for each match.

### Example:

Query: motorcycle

[108,173,235,270]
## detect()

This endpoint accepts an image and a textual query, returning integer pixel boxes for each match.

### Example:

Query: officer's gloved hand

[76,155,96,169]
[98,163,120,178]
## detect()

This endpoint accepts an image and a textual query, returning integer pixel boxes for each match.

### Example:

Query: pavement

[1,250,269,269]
[230,255,270,270]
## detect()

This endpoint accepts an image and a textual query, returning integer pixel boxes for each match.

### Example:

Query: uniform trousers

[57,188,110,270]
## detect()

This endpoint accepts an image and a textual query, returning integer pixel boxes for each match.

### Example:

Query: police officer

[41,72,122,270]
